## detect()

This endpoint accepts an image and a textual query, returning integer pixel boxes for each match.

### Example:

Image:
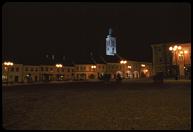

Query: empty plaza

[2,80,191,130]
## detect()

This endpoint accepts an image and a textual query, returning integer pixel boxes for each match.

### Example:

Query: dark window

[158,47,161,52]
[50,68,53,71]
[68,69,70,72]
[41,67,44,71]
[159,58,163,63]
[61,68,64,72]
[35,68,38,72]
[16,67,19,72]
[31,68,34,71]
[45,67,48,71]
[25,67,28,71]
[11,67,14,72]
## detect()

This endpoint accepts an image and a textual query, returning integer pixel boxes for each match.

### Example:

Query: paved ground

[2,80,191,130]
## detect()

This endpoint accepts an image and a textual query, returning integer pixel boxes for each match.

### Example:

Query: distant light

[141,64,145,67]
[184,50,188,54]
[3,61,14,66]
[174,45,178,49]
[178,46,182,50]
[128,65,132,69]
[56,64,63,68]
[91,65,96,69]
[169,47,173,51]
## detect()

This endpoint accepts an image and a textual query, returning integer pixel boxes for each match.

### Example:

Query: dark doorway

[14,76,19,82]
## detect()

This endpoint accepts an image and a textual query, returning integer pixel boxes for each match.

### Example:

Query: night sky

[2,2,191,64]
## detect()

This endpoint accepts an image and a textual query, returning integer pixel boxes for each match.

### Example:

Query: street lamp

[55,64,63,81]
[3,61,14,85]
[169,45,184,79]
[91,65,96,79]
[120,60,127,78]
[141,64,145,67]
[169,45,182,65]
[91,65,96,72]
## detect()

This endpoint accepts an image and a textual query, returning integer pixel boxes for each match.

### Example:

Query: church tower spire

[109,28,112,35]
[106,28,117,56]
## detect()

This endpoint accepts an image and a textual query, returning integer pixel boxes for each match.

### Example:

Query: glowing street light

[91,65,96,69]
[120,60,127,78]
[56,64,63,68]
[128,65,132,69]
[120,60,127,64]
[141,64,145,67]
[55,64,63,81]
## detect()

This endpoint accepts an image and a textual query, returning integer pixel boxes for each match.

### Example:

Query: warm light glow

[3,61,14,66]
[128,65,132,69]
[177,46,182,50]
[141,64,145,67]
[91,65,96,69]
[184,50,188,54]
[169,47,173,51]
[143,69,148,73]
[120,60,127,64]
[173,47,177,51]
[56,64,63,68]
[180,51,183,54]
[174,45,178,49]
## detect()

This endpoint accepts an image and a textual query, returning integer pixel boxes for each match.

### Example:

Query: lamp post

[127,65,132,79]
[169,45,182,79]
[55,64,63,81]
[141,64,146,78]
[120,60,127,79]
[3,61,14,85]
[91,65,96,79]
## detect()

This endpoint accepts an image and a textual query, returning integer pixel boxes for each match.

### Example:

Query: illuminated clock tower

[106,28,117,56]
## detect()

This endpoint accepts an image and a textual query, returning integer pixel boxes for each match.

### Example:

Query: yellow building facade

[151,42,191,79]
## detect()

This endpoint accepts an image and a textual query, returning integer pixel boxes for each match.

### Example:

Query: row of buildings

[2,55,153,83]
[2,42,191,83]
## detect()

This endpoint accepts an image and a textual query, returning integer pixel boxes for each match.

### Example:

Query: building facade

[2,60,152,83]
[151,42,191,79]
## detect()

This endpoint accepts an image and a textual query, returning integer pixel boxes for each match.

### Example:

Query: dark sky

[2,2,191,64]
